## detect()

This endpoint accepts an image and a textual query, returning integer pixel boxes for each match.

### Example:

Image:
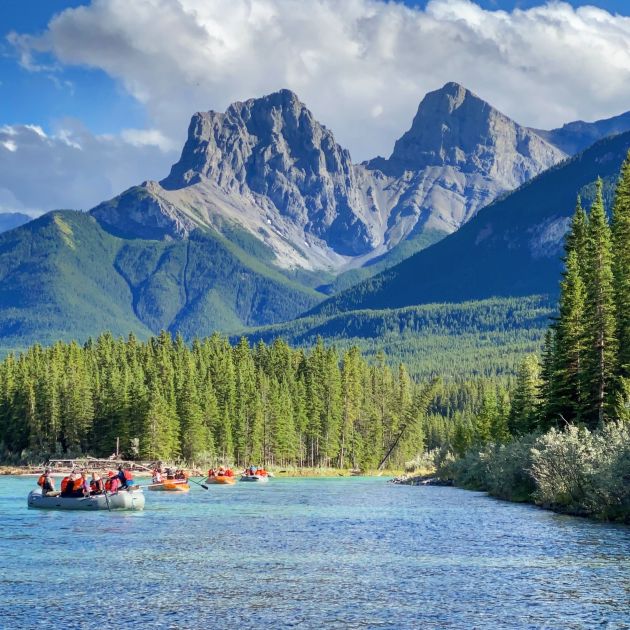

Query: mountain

[0,212,31,234]
[0,85,615,355]
[535,110,630,155]
[310,131,630,317]
[0,211,321,354]
[93,85,566,276]
[365,82,565,232]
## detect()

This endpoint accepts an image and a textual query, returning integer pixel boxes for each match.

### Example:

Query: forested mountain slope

[312,132,630,316]
[0,212,320,354]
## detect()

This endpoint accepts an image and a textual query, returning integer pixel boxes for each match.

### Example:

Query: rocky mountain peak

[159,89,377,256]
[367,82,566,184]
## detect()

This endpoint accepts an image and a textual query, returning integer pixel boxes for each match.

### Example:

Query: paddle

[103,488,111,511]
[187,476,209,490]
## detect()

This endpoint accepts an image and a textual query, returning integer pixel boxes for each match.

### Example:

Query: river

[1,476,628,629]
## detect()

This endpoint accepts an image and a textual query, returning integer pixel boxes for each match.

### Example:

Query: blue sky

[1,0,628,136]
[2,0,630,214]
[1,0,145,134]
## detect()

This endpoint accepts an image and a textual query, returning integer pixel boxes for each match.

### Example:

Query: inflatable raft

[147,480,190,492]
[205,475,236,485]
[27,488,145,511]
[239,474,269,483]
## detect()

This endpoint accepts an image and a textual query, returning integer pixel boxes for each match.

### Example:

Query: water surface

[1,476,628,629]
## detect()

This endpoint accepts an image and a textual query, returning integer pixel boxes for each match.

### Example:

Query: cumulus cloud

[10,0,630,163]
[0,123,177,214]
[4,0,630,215]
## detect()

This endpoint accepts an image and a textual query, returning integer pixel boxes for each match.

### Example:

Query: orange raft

[205,474,236,485]
[147,479,190,492]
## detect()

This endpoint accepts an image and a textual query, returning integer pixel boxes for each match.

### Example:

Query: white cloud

[0,124,177,214]
[120,128,178,152]
[4,0,630,215]
[10,0,630,163]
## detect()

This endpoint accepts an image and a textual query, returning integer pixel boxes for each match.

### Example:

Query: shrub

[450,422,630,522]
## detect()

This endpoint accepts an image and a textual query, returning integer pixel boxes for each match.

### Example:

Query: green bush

[531,422,630,521]
[448,422,630,522]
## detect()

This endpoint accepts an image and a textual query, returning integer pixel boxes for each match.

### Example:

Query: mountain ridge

[91,83,567,273]
[309,131,630,317]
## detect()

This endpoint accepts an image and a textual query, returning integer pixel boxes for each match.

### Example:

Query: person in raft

[152,469,163,483]
[79,471,91,496]
[60,472,86,498]
[105,471,120,493]
[37,468,57,496]
[114,465,134,489]
[90,472,104,495]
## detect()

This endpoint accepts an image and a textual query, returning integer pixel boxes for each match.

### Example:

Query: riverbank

[0,465,401,478]
[431,422,630,524]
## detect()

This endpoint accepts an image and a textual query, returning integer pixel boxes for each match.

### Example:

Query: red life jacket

[123,470,133,481]
[60,477,71,492]
[37,474,46,487]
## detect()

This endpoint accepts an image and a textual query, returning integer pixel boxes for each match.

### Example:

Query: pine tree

[339,348,362,469]
[474,389,497,444]
[508,355,541,435]
[583,180,617,426]
[612,152,630,381]
[553,249,587,423]
[179,372,209,463]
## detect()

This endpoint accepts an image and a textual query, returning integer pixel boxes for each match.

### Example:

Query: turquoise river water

[0,476,628,629]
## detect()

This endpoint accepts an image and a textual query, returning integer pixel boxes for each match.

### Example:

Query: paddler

[105,470,120,494]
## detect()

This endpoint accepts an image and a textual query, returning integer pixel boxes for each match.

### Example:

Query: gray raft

[27,488,145,511]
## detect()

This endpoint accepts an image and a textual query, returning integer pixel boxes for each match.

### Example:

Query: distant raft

[239,474,269,483]
[147,480,190,492]
[27,488,145,511]
[205,475,236,485]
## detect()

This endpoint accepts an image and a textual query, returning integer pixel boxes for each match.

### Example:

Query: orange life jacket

[37,474,46,487]
[60,477,71,492]
[123,470,133,481]
[73,478,85,492]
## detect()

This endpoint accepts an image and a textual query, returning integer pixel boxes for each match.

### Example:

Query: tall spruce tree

[612,152,630,381]
[553,249,587,423]
[583,179,617,426]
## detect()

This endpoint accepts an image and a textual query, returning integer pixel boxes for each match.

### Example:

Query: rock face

[162,89,378,257]
[311,131,630,316]
[91,83,568,271]
[365,82,566,233]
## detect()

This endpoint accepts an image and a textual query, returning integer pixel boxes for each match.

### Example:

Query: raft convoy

[27,464,272,511]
